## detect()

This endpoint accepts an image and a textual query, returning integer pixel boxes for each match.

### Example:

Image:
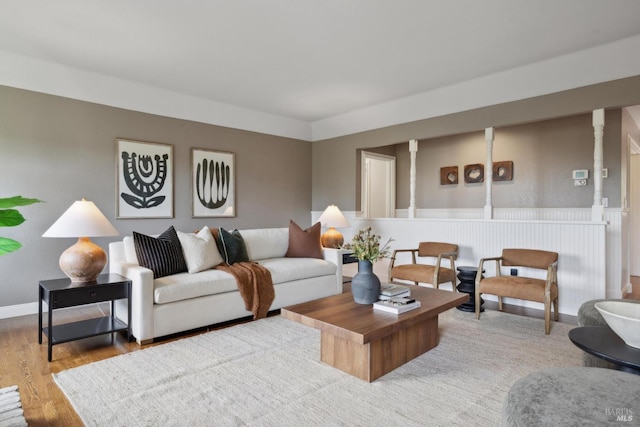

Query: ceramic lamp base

[321,227,344,248]
[59,237,107,282]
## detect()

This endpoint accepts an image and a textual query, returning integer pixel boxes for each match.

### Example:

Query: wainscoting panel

[315,210,609,316]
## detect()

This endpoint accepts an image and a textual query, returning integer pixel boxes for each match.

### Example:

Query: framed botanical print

[191,148,236,217]
[116,138,174,218]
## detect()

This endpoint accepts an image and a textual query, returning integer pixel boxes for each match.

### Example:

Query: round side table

[456,266,484,312]
[569,326,640,375]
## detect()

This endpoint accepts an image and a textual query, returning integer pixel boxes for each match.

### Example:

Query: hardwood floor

[2,278,639,426]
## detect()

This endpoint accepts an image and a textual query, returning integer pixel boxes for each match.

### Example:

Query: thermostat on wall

[572,169,589,180]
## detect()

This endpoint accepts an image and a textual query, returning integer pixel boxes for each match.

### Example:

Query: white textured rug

[0,386,27,427]
[53,310,582,426]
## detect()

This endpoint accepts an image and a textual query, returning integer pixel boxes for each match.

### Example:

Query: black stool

[456,266,484,312]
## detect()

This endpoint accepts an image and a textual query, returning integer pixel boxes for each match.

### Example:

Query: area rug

[0,386,27,427]
[53,309,582,426]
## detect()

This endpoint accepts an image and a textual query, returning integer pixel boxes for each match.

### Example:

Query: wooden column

[408,139,418,219]
[592,109,605,221]
[484,127,494,219]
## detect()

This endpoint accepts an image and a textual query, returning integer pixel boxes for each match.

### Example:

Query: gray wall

[393,111,622,209]
[312,75,640,211]
[0,86,311,307]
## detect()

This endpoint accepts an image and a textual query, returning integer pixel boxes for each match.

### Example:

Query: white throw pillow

[177,226,224,273]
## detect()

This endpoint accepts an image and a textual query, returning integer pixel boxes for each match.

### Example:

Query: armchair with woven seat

[475,248,558,334]
[388,242,458,291]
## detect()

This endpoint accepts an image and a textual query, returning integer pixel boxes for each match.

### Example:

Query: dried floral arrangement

[342,226,392,263]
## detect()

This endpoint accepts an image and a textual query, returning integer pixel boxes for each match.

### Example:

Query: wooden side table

[38,273,132,361]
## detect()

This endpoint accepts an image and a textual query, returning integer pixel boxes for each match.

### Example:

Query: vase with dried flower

[343,227,392,304]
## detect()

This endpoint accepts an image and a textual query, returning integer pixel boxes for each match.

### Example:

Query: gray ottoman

[502,367,639,426]
[577,299,640,369]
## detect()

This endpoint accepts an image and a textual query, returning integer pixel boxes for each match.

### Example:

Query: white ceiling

[1,1,640,140]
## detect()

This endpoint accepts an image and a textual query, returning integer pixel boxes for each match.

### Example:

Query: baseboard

[0,302,39,320]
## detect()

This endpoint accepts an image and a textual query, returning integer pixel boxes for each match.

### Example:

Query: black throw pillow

[133,226,188,278]
[218,227,249,264]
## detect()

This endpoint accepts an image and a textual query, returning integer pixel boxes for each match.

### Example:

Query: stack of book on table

[378,283,410,300]
[374,284,421,314]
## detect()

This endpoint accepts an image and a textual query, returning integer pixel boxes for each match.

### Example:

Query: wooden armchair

[388,242,458,291]
[475,249,558,334]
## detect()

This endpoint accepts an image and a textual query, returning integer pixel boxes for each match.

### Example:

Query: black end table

[456,266,484,312]
[342,250,358,283]
[38,273,132,361]
[569,326,640,375]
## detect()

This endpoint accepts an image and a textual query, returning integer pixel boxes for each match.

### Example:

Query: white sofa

[109,227,343,344]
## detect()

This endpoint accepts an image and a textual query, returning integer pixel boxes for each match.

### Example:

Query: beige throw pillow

[177,226,224,273]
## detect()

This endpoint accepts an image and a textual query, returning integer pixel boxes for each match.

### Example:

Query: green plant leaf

[0,236,22,255]
[0,196,44,209]
[0,209,25,227]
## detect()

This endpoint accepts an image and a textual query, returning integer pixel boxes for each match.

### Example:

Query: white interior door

[630,136,640,276]
[361,151,396,218]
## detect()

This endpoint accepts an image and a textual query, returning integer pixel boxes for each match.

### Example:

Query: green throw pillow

[218,227,249,264]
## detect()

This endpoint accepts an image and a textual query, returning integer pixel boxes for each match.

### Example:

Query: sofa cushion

[177,226,224,273]
[285,220,322,259]
[241,228,289,261]
[153,269,238,304]
[258,257,336,284]
[134,226,188,278]
[218,228,249,264]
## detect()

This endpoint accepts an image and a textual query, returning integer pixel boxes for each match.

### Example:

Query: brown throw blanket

[215,262,275,319]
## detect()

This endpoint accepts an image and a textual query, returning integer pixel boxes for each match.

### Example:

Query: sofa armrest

[322,248,343,294]
[110,260,155,344]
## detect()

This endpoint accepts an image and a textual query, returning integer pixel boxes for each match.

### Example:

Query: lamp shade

[43,200,119,238]
[43,200,118,282]
[317,205,350,228]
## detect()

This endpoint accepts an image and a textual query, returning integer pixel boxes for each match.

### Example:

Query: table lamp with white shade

[42,199,119,282]
[317,204,350,248]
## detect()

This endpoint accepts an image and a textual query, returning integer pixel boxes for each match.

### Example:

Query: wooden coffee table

[281,285,467,382]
